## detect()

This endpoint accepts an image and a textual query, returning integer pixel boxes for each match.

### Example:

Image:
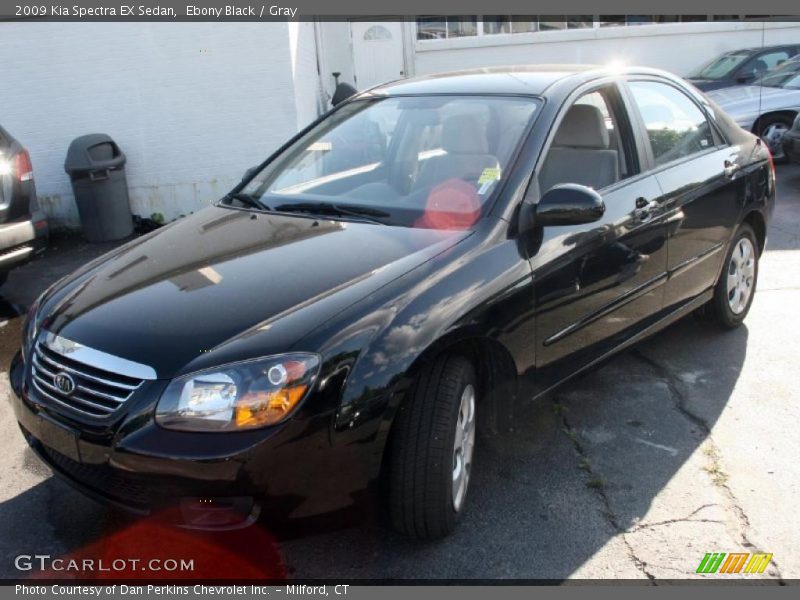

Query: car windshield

[691,52,751,80]
[233,95,540,229]
[754,60,800,89]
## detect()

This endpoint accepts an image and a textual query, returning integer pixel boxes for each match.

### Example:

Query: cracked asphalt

[1,164,798,582]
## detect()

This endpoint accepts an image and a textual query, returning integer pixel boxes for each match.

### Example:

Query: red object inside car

[415,178,482,230]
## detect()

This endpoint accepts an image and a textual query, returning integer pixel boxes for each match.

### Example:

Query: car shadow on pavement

[268,316,749,580]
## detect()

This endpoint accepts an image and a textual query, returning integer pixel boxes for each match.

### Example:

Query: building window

[483,16,511,35]
[448,16,478,38]
[511,17,537,34]
[416,17,446,40]
[538,16,566,31]
[363,25,393,41]
[567,16,594,28]
[416,15,752,41]
[416,16,477,40]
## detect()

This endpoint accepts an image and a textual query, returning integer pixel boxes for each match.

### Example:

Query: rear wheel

[708,223,759,329]
[388,354,477,539]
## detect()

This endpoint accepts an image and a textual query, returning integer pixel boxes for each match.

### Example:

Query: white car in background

[706,57,800,160]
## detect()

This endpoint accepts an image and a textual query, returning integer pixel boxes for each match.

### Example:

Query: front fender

[296,219,534,480]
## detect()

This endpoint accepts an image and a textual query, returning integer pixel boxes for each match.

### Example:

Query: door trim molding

[543,272,668,347]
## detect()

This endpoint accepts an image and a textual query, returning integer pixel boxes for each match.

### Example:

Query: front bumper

[782,130,800,165]
[8,351,371,527]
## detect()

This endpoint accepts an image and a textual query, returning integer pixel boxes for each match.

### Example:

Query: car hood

[43,207,469,378]
[707,85,800,117]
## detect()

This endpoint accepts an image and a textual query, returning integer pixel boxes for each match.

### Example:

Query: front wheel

[708,223,759,329]
[387,354,477,539]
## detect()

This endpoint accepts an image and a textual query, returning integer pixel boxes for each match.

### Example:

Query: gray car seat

[414,114,499,190]
[538,104,620,193]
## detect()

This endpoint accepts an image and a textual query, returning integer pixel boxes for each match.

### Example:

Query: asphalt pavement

[1,164,799,582]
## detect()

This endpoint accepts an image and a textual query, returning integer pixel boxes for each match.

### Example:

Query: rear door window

[628,81,715,168]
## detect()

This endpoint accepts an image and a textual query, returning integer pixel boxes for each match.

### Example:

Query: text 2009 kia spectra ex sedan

[9,65,774,538]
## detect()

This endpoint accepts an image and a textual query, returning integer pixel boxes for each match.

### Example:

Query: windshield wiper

[273,202,389,224]
[225,192,270,211]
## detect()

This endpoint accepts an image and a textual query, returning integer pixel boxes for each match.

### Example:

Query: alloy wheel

[452,383,476,512]
[727,237,756,315]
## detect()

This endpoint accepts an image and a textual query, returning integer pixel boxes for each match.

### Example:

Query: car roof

[726,44,799,54]
[362,64,673,97]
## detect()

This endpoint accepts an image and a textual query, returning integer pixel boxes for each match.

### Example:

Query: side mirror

[242,165,259,182]
[532,184,605,227]
[736,74,753,84]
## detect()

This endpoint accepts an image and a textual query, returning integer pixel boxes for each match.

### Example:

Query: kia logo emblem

[53,372,76,396]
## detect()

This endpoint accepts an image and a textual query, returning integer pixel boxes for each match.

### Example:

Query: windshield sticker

[478,167,501,184]
[477,167,501,195]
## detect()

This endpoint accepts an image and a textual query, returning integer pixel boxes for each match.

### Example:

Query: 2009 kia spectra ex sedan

[9,65,774,538]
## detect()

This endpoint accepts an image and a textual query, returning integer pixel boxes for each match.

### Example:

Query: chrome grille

[30,331,156,418]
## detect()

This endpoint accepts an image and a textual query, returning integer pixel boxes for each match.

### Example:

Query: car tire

[388,353,477,539]
[708,223,759,329]
[755,114,794,161]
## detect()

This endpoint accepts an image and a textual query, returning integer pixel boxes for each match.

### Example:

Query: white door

[350,21,405,91]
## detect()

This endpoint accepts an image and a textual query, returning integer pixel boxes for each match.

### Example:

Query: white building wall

[0,22,320,229]
[414,22,800,79]
[289,21,324,130]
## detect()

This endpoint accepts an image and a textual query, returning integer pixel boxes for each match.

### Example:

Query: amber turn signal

[234,385,309,428]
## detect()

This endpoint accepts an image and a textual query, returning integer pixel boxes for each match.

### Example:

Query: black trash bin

[64,134,133,242]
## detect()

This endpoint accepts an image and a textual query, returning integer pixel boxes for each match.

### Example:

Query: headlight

[155,354,320,432]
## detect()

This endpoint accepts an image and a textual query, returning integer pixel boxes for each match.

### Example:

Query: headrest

[554,104,609,149]
[442,115,489,154]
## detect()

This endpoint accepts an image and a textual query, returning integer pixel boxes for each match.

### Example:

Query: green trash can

[64,134,133,242]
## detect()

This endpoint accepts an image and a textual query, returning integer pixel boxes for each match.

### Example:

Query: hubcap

[452,383,476,512]
[761,123,789,159]
[727,237,756,315]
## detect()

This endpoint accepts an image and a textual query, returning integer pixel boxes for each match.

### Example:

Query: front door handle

[634,198,659,221]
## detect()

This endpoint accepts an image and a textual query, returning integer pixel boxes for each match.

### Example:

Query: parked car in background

[9,66,774,539]
[782,113,800,164]
[706,60,800,160]
[0,125,48,287]
[687,45,800,92]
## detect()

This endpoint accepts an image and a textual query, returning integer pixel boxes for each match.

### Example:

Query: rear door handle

[724,158,739,178]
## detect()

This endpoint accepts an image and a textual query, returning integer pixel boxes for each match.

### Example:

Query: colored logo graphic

[696,552,773,574]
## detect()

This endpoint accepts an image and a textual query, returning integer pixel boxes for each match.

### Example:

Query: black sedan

[8,65,774,539]
[687,44,800,91]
